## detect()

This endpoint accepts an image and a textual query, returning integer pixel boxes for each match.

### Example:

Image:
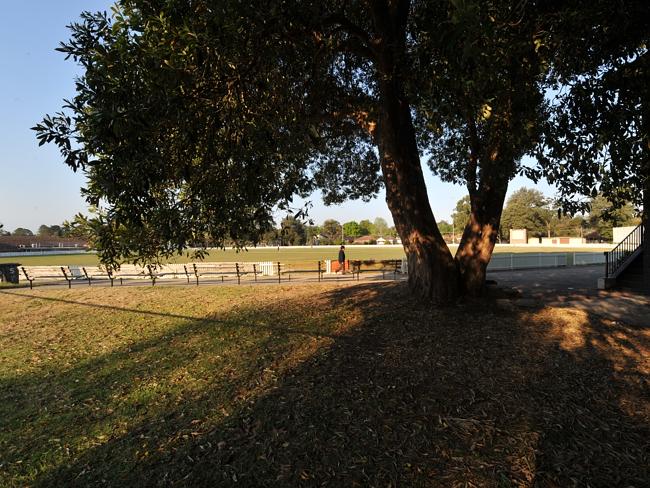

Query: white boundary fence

[398,252,605,274]
[572,252,607,266]
[0,250,92,258]
[257,261,275,276]
[488,253,567,271]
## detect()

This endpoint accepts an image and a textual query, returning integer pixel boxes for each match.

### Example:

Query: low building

[509,229,527,244]
[352,235,376,245]
[540,237,586,245]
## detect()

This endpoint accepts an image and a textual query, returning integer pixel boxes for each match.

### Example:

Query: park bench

[109,265,149,285]
[141,264,194,285]
[349,260,362,281]
[75,264,189,286]
[190,262,251,285]
[379,259,402,280]
[21,266,76,289]
[78,266,114,286]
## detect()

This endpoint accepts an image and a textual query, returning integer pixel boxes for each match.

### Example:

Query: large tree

[35,1,551,302]
[451,196,471,239]
[321,219,342,245]
[12,228,34,237]
[500,188,553,240]
[533,0,648,288]
[37,225,64,237]
[587,194,640,242]
[280,216,307,246]
[536,0,649,219]
[342,221,361,239]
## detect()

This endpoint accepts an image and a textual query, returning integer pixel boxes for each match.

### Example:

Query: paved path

[488,265,650,326]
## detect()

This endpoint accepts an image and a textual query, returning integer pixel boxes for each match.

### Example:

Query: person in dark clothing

[338,245,346,274]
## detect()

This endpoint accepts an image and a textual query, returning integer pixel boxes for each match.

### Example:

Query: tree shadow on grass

[1,284,648,487]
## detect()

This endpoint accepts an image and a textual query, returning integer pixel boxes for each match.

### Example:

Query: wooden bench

[78,266,114,286]
[379,259,402,280]
[21,266,75,289]
[349,260,362,281]
[141,264,190,286]
[109,265,149,285]
[190,262,250,285]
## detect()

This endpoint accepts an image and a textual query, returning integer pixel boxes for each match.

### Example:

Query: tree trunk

[371,2,459,304]
[455,185,508,295]
[377,107,459,303]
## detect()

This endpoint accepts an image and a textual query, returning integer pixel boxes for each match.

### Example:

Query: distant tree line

[0,213,98,242]
[440,188,640,243]
[261,217,398,246]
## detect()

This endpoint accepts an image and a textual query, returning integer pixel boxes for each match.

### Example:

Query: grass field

[0,283,647,487]
[0,244,612,267]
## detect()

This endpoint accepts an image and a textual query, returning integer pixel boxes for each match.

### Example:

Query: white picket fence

[257,261,276,276]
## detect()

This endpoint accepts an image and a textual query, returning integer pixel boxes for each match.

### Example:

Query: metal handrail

[605,223,644,277]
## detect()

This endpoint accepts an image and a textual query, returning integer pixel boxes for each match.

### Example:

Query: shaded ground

[0,283,648,487]
[489,265,650,326]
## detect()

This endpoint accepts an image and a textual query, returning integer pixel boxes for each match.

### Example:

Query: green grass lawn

[0,284,646,487]
[0,244,612,267]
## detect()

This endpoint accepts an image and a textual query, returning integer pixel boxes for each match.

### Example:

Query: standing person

[338,245,346,274]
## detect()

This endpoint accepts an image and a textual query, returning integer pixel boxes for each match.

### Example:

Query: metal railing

[605,223,644,277]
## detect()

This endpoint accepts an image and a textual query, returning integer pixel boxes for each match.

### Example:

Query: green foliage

[551,215,586,238]
[33,0,550,271]
[451,196,471,234]
[32,0,646,296]
[342,221,361,239]
[358,220,374,236]
[587,194,640,241]
[12,228,34,236]
[500,188,553,239]
[37,225,63,237]
[305,225,321,245]
[373,217,389,237]
[320,219,342,245]
[280,216,307,246]
[33,2,384,267]
[413,1,548,199]
[437,220,453,235]
[534,0,649,213]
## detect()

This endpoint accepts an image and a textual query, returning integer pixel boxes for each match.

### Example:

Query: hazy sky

[0,1,551,233]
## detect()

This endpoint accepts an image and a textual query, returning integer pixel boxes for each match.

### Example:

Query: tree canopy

[342,221,361,239]
[34,0,648,301]
[12,228,34,237]
[500,188,552,239]
[451,196,471,236]
[535,0,649,214]
[587,195,640,241]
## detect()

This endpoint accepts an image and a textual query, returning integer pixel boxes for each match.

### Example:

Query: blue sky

[0,1,552,233]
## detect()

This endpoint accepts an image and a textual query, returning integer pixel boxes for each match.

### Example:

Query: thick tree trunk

[376,84,459,303]
[371,1,459,304]
[455,185,508,295]
[378,110,459,303]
